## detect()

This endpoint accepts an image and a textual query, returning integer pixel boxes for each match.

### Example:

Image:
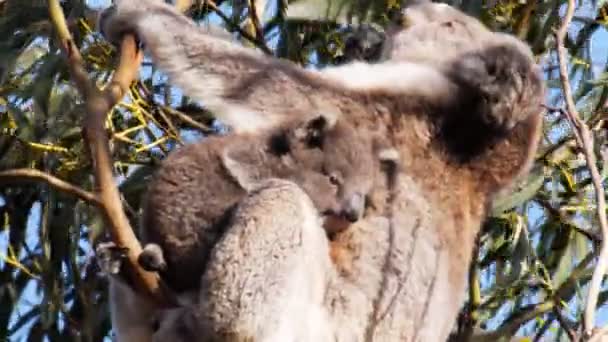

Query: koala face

[290,115,378,230]
[320,143,374,224]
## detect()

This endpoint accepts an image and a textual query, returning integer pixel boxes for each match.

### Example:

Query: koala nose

[342,192,365,223]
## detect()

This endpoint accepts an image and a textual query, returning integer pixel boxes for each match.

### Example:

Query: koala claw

[138,243,168,272]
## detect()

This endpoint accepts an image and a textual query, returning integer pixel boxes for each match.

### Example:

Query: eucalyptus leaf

[491,168,546,215]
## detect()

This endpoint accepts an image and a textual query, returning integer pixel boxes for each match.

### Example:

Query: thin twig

[0,169,101,205]
[555,0,608,337]
[161,105,215,133]
[205,0,272,54]
[552,305,578,341]
[154,107,184,145]
[535,198,602,244]
[543,104,583,146]
[248,0,264,40]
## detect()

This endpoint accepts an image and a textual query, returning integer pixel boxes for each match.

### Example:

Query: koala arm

[98,0,461,133]
[99,1,540,144]
[98,0,332,132]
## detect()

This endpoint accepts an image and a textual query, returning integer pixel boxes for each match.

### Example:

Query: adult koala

[98,1,544,341]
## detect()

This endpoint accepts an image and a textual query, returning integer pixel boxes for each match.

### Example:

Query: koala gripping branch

[47,0,176,307]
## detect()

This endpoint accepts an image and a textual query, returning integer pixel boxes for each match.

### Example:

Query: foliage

[0,0,608,340]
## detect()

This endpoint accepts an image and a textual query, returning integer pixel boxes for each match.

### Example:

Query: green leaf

[491,168,546,215]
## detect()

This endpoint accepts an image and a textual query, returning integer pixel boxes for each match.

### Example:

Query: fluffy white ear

[221,149,261,192]
[377,147,400,163]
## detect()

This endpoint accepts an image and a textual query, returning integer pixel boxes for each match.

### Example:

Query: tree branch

[0,169,101,205]
[48,0,176,307]
[247,0,264,40]
[175,0,194,12]
[161,105,214,133]
[205,0,272,54]
[553,305,578,342]
[555,0,608,337]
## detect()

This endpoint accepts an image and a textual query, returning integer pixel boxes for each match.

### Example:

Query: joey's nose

[342,193,365,223]
[343,209,360,222]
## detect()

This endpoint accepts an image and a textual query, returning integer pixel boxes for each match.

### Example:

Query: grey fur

[98,1,544,341]
[138,114,382,293]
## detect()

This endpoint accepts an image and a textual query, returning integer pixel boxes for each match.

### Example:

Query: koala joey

[137,113,395,293]
[99,178,335,342]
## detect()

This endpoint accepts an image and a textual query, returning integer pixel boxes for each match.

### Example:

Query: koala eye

[329,173,341,186]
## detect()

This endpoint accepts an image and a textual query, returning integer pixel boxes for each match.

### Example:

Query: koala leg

[109,277,159,342]
[197,178,335,341]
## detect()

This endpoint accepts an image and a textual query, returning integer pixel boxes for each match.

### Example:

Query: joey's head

[290,114,395,233]
[321,135,374,223]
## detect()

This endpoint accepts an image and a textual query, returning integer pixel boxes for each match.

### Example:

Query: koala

[137,114,391,293]
[98,1,544,341]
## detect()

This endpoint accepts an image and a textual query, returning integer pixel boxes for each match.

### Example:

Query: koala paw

[449,41,542,131]
[97,1,143,47]
[138,243,167,272]
[95,242,129,276]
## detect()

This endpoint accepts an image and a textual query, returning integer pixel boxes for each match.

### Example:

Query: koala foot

[95,242,129,276]
[138,243,167,272]
[97,4,141,47]
[447,40,542,132]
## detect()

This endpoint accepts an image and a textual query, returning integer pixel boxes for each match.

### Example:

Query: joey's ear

[294,113,338,148]
[221,148,260,192]
[377,147,400,164]
[370,133,400,163]
[377,147,401,187]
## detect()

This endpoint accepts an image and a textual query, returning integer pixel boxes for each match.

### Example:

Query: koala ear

[221,148,259,192]
[294,113,338,148]
[378,148,400,163]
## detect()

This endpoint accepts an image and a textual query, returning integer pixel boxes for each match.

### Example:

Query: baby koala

[137,113,395,293]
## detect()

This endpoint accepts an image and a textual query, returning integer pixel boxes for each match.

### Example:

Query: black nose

[341,192,365,222]
[342,209,360,223]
